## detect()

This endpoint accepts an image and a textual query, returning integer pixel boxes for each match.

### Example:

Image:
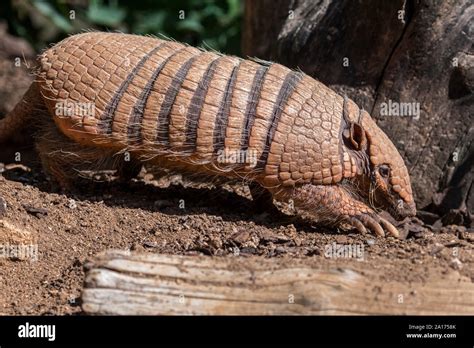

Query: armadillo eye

[379,165,390,178]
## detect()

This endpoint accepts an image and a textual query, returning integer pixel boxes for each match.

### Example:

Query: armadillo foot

[279,184,401,238]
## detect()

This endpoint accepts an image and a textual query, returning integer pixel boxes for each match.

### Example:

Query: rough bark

[243,0,473,224]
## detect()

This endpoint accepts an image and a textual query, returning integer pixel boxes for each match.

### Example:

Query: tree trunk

[243,0,473,225]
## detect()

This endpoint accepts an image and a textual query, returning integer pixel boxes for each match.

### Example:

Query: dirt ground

[0,161,473,315]
[0,31,472,316]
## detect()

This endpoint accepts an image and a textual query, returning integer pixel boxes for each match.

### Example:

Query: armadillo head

[342,100,416,220]
[359,112,416,219]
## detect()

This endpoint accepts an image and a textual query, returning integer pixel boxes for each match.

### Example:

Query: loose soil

[0,163,472,315]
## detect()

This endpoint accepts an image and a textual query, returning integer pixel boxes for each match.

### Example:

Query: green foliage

[86,0,126,27]
[1,0,243,54]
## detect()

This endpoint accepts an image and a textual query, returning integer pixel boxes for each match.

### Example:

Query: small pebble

[208,236,223,249]
[449,258,463,270]
[67,199,77,209]
[23,204,48,218]
[429,242,444,255]
[231,229,250,245]
[335,235,349,244]
[431,219,443,232]
[130,243,145,252]
[0,196,7,218]
[275,246,287,255]
[240,247,257,255]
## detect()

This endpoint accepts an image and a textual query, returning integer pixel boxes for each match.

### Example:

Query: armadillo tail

[0,82,42,143]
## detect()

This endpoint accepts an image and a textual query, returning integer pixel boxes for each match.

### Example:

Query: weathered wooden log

[0,219,37,261]
[82,250,474,315]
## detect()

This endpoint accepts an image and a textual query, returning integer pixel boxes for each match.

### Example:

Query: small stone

[23,204,48,218]
[275,246,287,255]
[143,241,159,249]
[240,247,258,255]
[366,239,376,246]
[293,237,302,246]
[443,240,461,248]
[306,248,321,256]
[65,226,80,235]
[459,231,474,242]
[335,235,349,244]
[285,224,297,234]
[258,229,290,244]
[0,196,7,218]
[231,229,251,245]
[67,199,77,209]
[429,242,444,255]
[431,219,443,232]
[130,243,145,252]
[178,216,189,224]
[449,258,463,270]
[274,234,291,243]
[231,246,240,256]
[208,236,223,249]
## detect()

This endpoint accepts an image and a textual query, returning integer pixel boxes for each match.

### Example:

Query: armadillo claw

[378,216,400,238]
[358,214,385,237]
[346,213,400,238]
[347,217,368,235]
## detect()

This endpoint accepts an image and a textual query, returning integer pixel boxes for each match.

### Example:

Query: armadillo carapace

[0,32,416,237]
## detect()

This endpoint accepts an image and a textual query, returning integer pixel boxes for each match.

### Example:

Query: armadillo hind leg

[35,119,127,191]
[36,136,78,191]
[273,184,400,238]
[0,82,46,144]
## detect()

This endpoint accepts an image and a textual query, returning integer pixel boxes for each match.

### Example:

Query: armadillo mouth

[358,190,414,222]
[342,177,416,221]
[391,200,417,220]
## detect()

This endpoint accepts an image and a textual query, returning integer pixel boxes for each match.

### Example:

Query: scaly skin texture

[0,32,416,237]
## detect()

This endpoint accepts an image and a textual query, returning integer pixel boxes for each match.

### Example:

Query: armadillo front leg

[275,184,400,238]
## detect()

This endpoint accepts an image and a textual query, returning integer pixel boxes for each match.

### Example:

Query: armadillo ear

[343,122,367,151]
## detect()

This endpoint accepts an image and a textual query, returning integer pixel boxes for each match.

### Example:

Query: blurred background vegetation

[0,0,243,54]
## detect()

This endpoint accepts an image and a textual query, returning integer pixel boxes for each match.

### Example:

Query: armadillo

[0,32,416,237]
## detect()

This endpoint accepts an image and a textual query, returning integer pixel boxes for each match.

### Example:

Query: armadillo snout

[392,199,417,220]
